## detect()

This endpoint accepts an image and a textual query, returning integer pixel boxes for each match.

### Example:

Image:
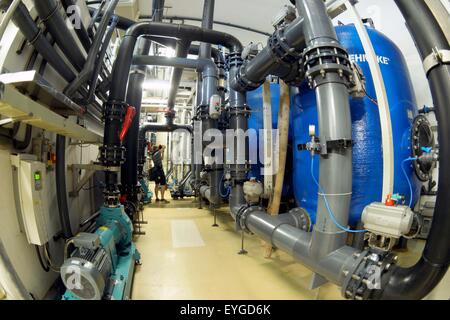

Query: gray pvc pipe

[7,2,76,82]
[167,40,191,113]
[227,63,249,215]
[242,209,360,286]
[296,0,353,258]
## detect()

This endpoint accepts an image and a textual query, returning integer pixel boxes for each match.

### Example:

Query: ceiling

[116,0,290,110]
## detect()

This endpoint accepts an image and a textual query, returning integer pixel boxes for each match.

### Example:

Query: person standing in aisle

[152,145,170,203]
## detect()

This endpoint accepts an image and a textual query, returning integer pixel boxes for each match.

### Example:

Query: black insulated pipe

[64,0,119,97]
[371,0,450,300]
[109,22,243,102]
[3,1,76,82]
[87,7,177,47]
[32,0,86,71]
[61,0,92,51]
[121,38,151,196]
[56,135,73,239]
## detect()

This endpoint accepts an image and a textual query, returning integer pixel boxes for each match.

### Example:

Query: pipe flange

[269,27,302,64]
[99,145,126,166]
[303,43,353,88]
[411,115,435,181]
[282,61,305,86]
[288,208,311,232]
[342,250,397,300]
[103,101,128,121]
[239,206,265,231]
[226,52,244,70]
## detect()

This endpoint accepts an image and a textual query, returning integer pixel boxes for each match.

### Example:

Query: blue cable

[401,157,418,208]
[310,156,367,234]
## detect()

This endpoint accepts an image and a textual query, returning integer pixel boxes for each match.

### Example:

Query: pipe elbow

[371,256,449,300]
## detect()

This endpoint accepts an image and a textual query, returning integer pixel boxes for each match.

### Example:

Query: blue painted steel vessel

[292,24,420,225]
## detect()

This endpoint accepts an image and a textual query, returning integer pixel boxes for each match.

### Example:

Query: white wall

[333,0,433,107]
[0,2,100,299]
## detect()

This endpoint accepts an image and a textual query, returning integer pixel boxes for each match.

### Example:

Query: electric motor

[60,233,112,300]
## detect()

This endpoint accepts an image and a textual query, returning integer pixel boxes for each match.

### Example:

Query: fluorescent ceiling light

[142,80,171,90]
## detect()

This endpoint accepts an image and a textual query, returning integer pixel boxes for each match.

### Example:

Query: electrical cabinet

[11,155,58,245]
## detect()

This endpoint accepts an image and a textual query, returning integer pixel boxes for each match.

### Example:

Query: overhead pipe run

[102,20,242,201]
[3,1,76,82]
[32,0,86,71]
[64,0,120,98]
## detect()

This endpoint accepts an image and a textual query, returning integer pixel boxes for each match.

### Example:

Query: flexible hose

[402,157,418,208]
[310,155,367,233]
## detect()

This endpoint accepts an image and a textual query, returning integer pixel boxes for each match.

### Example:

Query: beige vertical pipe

[264,80,290,258]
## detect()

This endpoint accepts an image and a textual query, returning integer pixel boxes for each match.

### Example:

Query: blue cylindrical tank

[247,83,293,197]
[292,25,420,226]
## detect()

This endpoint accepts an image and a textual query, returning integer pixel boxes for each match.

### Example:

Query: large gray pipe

[227,62,249,216]
[241,208,360,286]
[199,0,223,206]
[231,0,349,92]
[166,40,191,116]
[193,0,216,197]
[296,0,353,259]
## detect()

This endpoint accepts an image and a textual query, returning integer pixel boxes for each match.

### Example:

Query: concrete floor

[132,198,449,300]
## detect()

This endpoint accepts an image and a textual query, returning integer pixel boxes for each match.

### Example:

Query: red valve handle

[120,105,136,142]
